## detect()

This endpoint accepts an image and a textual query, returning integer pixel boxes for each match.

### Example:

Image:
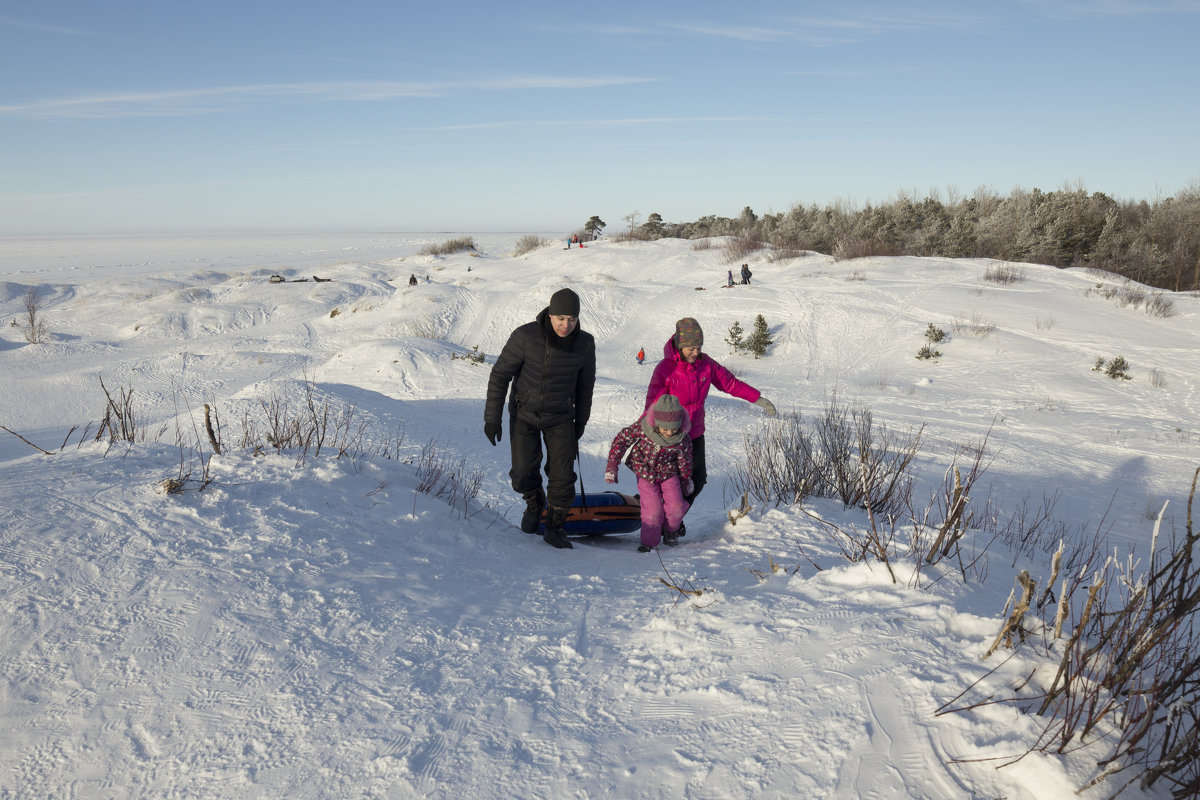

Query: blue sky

[2,1,1197,234]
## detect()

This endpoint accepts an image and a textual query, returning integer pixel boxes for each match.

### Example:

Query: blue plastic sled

[539,491,642,534]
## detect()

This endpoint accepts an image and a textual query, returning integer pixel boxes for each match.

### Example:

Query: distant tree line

[624,183,1200,292]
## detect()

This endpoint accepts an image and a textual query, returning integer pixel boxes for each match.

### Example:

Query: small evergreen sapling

[1092,355,1131,380]
[917,322,945,360]
[746,315,773,358]
[725,320,746,353]
[451,345,487,365]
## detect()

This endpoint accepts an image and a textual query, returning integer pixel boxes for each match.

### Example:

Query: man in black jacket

[484,288,596,549]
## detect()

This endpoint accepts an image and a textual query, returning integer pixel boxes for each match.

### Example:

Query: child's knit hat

[651,394,686,429]
[673,317,703,349]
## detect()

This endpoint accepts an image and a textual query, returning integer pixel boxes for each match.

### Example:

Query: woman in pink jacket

[644,318,776,516]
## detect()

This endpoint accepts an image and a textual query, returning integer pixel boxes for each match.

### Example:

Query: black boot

[521,488,546,533]
[542,506,573,549]
[663,527,680,546]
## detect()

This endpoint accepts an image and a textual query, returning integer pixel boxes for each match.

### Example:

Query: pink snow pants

[637,475,688,548]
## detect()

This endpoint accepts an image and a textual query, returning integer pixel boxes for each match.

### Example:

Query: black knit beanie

[549,288,580,316]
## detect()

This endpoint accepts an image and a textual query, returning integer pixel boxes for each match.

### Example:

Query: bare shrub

[19,286,50,344]
[512,234,550,256]
[732,411,820,507]
[248,376,370,462]
[609,228,652,243]
[1150,368,1168,389]
[1117,284,1148,308]
[767,247,807,263]
[95,378,165,444]
[995,490,1080,565]
[732,397,921,518]
[732,402,1022,588]
[951,313,996,338]
[418,236,476,256]
[1087,281,1177,319]
[1036,315,1056,331]
[832,236,899,262]
[414,437,483,516]
[722,234,765,264]
[917,432,993,568]
[983,263,1026,284]
[691,239,716,251]
[1145,292,1177,318]
[942,469,1200,798]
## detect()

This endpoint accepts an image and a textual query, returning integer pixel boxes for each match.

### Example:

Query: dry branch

[0,425,54,455]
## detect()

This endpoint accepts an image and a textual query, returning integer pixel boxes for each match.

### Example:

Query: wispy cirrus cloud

[536,11,987,46]
[0,15,101,36]
[1016,0,1200,17]
[577,10,992,48]
[0,76,656,119]
[413,115,767,132]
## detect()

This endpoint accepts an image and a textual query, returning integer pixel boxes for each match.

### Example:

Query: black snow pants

[509,418,578,510]
[683,435,707,506]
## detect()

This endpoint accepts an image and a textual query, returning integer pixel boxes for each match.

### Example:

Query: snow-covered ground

[1,232,1197,799]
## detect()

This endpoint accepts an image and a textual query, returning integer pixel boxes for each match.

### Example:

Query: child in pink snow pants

[605,394,693,552]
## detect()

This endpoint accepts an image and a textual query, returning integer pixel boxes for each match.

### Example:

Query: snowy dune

[1,232,1197,799]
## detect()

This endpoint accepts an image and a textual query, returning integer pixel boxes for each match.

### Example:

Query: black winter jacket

[485,308,596,431]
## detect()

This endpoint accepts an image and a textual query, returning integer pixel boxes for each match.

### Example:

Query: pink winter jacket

[644,338,761,440]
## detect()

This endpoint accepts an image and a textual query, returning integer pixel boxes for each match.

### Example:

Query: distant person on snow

[605,394,693,553]
[740,264,752,285]
[727,270,735,288]
[408,274,418,286]
[484,288,596,549]
[645,318,776,519]
[637,347,645,364]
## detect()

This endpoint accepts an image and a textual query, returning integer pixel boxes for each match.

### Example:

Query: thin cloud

[0,77,656,119]
[666,23,794,43]
[619,11,989,47]
[415,116,767,132]
[1017,0,1200,17]
[0,16,100,36]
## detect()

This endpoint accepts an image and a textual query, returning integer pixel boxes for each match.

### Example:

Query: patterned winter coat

[605,406,694,485]
[644,337,760,440]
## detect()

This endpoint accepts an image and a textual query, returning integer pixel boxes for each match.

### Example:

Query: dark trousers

[509,418,577,509]
[684,435,707,505]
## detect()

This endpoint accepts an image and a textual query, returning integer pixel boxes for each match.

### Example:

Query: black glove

[485,422,502,446]
[574,421,586,441]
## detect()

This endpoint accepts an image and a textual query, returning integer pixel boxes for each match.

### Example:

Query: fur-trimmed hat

[650,394,686,429]
[673,317,703,349]
[549,288,580,317]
